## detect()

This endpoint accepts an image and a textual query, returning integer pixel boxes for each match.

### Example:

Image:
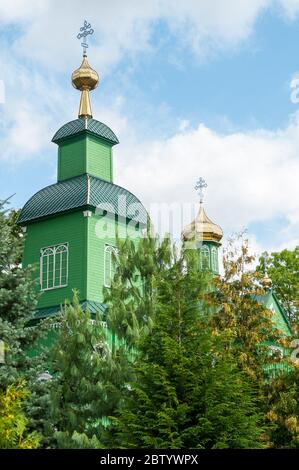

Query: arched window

[104,245,117,288]
[211,246,218,273]
[200,245,210,270]
[40,243,68,290]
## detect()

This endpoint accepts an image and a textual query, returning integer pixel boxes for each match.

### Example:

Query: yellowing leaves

[0,383,41,449]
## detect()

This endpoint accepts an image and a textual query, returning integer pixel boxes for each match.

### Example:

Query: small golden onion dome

[72,56,99,91]
[71,56,99,118]
[261,273,272,289]
[182,204,223,245]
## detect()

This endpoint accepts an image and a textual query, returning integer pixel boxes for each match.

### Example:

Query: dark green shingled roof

[52,118,119,145]
[17,174,147,225]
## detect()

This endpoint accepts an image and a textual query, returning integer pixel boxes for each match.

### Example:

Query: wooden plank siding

[58,134,112,183]
[23,211,88,309]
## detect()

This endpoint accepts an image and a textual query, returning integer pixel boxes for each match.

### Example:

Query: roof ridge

[17,173,147,225]
[88,174,145,207]
[52,118,119,145]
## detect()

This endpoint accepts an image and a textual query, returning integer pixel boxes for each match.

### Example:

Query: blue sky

[0,0,298,254]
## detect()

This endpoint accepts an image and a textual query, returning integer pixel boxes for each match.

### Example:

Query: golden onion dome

[71,56,99,91]
[71,56,99,118]
[182,203,223,245]
[261,273,272,289]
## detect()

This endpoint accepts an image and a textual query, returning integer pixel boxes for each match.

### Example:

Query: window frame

[40,242,69,291]
[104,244,118,288]
[211,246,218,273]
[200,245,210,270]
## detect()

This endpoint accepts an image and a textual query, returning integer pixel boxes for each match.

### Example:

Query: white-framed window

[200,245,210,270]
[40,243,68,291]
[211,246,218,272]
[104,245,117,288]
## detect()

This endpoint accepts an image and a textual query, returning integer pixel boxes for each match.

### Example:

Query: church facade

[16,40,291,351]
[17,52,147,319]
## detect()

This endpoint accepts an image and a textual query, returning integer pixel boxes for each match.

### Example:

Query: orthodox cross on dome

[77,20,94,56]
[195,177,207,203]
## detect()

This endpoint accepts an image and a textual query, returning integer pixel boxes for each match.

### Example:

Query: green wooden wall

[57,134,112,182]
[23,211,87,309]
[87,213,141,303]
[86,136,112,182]
[57,136,86,181]
[23,209,142,311]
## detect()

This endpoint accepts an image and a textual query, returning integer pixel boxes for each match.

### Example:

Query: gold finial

[261,273,272,289]
[182,178,223,245]
[72,21,99,119]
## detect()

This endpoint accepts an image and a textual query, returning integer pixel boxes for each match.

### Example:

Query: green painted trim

[83,214,88,301]
[110,147,113,183]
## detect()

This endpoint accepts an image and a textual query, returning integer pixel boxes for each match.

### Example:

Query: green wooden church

[16,30,291,352]
[17,45,147,320]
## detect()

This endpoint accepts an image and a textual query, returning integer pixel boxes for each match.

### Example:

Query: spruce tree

[0,199,52,449]
[104,236,266,448]
[0,199,43,390]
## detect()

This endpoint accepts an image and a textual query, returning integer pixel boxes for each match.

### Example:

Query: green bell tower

[17,22,147,319]
[181,178,223,274]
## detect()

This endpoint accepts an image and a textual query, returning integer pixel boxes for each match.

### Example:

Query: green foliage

[2,197,296,449]
[104,231,172,348]
[212,235,299,448]
[210,235,282,381]
[264,366,299,448]
[257,247,299,323]
[0,383,41,448]
[0,199,50,446]
[103,235,266,448]
[0,199,44,390]
[47,292,130,448]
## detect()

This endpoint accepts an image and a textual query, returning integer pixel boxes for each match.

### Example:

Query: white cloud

[277,0,299,19]
[0,0,298,73]
[113,111,299,253]
[1,0,299,254]
[0,0,276,73]
[5,102,51,156]
[0,0,47,22]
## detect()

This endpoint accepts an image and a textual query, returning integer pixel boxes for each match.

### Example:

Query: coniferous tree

[47,293,130,448]
[0,199,43,390]
[104,236,266,448]
[104,230,171,349]
[0,200,51,448]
